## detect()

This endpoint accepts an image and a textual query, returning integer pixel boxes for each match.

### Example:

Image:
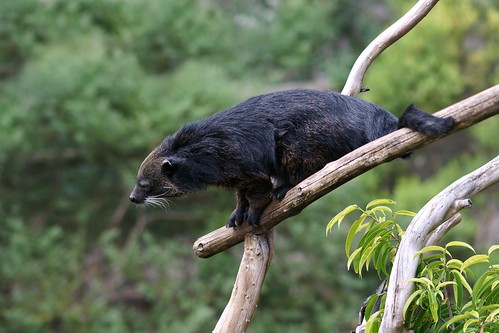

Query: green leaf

[436,281,457,289]
[408,277,434,289]
[444,313,469,329]
[469,310,480,319]
[446,258,464,270]
[461,300,474,312]
[379,245,392,277]
[365,310,381,333]
[359,239,383,273]
[394,209,417,217]
[461,254,490,273]
[453,270,473,296]
[345,212,368,256]
[356,227,394,275]
[421,253,446,266]
[373,241,393,278]
[366,199,396,210]
[488,245,499,256]
[413,301,431,331]
[364,294,382,321]
[326,204,360,235]
[425,260,445,273]
[445,241,476,253]
[370,206,393,217]
[463,317,479,332]
[453,272,464,307]
[472,270,497,307]
[486,308,499,323]
[358,221,393,249]
[394,223,405,238]
[347,247,363,271]
[428,289,440,323]
[403,289,423,319]
[414,245,448,259]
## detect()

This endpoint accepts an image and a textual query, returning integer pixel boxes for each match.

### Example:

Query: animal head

[129,145,190,207]
[130,127,221,208]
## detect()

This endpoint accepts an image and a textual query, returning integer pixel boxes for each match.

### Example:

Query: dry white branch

[212,231,274,333]
[341,0,439,96]
[379,156,499,333]
[193,85,499,258]
[424,213,462,247]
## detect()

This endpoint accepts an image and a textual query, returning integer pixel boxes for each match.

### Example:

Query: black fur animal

[129,89,454,227]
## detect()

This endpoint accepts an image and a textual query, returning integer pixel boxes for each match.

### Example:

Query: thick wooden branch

[194,84,499,258]
[341,0,439,96]
[424,213,463,247]
[379,156,499,333]
[212,231,274,332]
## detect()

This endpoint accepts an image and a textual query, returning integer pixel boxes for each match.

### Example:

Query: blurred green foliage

[0,0,497,332]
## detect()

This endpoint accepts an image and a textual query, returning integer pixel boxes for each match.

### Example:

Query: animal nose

[129,194,139,203]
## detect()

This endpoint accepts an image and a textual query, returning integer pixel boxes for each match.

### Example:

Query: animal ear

[161,158,176,177]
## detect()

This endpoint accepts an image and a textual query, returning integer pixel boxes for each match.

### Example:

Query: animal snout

[129,193,140,203]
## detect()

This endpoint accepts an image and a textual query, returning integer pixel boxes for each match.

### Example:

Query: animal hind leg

[245,182,273,226]
[272,183,294,200]
[270,175,293,200]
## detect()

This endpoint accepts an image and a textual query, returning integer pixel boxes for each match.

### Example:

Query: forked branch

[341,0,440,96]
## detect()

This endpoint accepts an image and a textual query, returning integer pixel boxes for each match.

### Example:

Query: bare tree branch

[423,213,463,247]
[379,156,499,333]
[193,84,499,258]
[213,231,274,332]
[341,0,440,96]
[422,198,472,247]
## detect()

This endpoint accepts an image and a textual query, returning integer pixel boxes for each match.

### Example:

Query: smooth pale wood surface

[342,0,440,96]
[212,231,274,333]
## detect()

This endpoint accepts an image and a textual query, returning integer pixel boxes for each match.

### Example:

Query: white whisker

[144,194,171,211]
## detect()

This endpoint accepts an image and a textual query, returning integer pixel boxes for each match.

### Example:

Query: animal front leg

[226,189,249,228]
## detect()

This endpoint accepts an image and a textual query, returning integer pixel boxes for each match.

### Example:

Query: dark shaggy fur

[129,89,454,227]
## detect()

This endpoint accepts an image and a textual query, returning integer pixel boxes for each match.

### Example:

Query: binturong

[129,89,454,228]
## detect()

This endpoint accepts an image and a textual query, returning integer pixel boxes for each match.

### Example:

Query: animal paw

[226,205,247,228]
[246,206,265,227]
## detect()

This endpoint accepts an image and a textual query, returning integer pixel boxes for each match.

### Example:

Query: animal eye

[162,159,175,177]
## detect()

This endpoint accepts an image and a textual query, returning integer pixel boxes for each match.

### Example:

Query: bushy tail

[398,104,454,136]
